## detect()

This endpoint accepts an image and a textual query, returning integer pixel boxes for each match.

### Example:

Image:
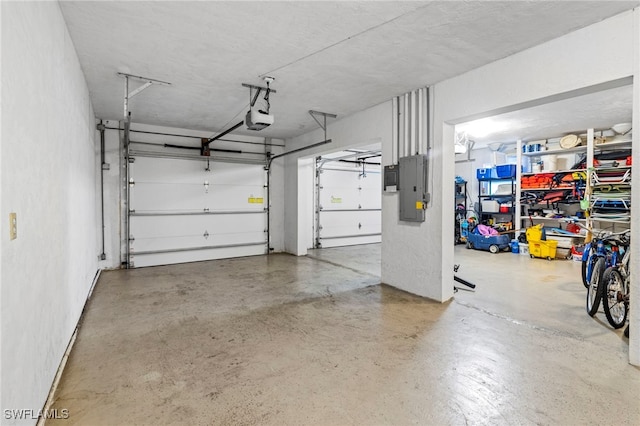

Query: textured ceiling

[458,84,634,147]
[59,1,639,139]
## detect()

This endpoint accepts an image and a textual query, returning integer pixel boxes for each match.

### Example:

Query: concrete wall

[1,2,98,424]
[97,120,285,269]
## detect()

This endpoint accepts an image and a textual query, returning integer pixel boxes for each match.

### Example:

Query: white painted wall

[1,2,97,424]
[97,121,285,269]
[284,103,391,256]
[455,147,493,215]
[629,6,640,366]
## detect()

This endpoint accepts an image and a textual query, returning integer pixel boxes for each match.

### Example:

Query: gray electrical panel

[383,165,398,192]
[399,154,430,222]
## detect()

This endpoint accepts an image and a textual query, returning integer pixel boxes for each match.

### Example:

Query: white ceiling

[457,84,634,147]
[59,1,639,139]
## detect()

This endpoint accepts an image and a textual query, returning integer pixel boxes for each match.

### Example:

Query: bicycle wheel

[581,244,595,288]
[602,267,628,329]
[586,257,605,317]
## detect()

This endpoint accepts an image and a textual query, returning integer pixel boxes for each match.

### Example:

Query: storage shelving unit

[516,131,632,235]
[477,176,516,229]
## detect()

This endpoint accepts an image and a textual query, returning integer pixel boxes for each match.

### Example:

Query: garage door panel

[131,214,265,238]
[131,245,266,268]
[131,183,207,211]
[129,155,267,267]
[319,211,380,238]
[317,162,381,248]
[208,162,265,185]
[130,156,207,183]
[358,189,381,209]
[319,235,381,249]
[319,188,380,210]
[206,185,265,211]
[131,231,266,253]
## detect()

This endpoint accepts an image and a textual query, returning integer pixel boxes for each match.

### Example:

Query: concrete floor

[48,244,639,425]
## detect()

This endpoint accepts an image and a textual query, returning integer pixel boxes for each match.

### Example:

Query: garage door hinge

[358,186,362,191]
[129,209,135,214]
[129,178,135,187]
[358,223,362,229]
[204,181,209,193]
[203,230,209,239]
[319,225,323,230]
[358,204,362,209]
[204,208,209,212]
[129,235,135,242]
[128,157,135,164]
[318,205,323,211]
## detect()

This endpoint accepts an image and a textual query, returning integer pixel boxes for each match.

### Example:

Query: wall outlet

[9,212,17,240]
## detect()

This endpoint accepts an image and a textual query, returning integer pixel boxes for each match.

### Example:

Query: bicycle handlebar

[561,218,630,242]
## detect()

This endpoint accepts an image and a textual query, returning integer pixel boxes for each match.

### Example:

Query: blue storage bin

[476,168,496,180]
[496,164,516,178]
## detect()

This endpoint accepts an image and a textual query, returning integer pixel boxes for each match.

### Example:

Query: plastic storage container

[528,240,558,260]
[526,224,545,242]
[476,168,496,180]
[510,239,519,254]
[518,243,529,256]
[482,200,500,212]
[496,164,516,178]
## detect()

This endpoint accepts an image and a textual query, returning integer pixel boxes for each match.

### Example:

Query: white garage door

[316,160,381,248]
[128,155,267,267]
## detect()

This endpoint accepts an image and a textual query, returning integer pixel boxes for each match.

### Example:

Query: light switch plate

[9,213,17,240]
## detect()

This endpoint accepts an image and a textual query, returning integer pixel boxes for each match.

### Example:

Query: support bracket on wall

[242,82,278,106]
[117,72,171,118]
[308,110,337,143]
[308,110,337,131]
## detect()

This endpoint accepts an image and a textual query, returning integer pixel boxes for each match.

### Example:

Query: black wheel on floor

[489,245,499,254]
[466,242,473,249]
[602,267,628,329]
[586,257,605,317]
[530,254,534,259]
[546,256,552,261]
[581,245,595,288]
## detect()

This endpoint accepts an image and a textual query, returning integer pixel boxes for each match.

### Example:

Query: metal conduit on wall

[390,87,432,212]
[396,87,429,158]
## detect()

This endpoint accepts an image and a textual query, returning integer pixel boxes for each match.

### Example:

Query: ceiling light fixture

[457,117,508,139]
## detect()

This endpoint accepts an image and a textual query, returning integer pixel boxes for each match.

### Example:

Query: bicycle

[602,240,630,329]
[585,231,628,317]
[573,220,624,289]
